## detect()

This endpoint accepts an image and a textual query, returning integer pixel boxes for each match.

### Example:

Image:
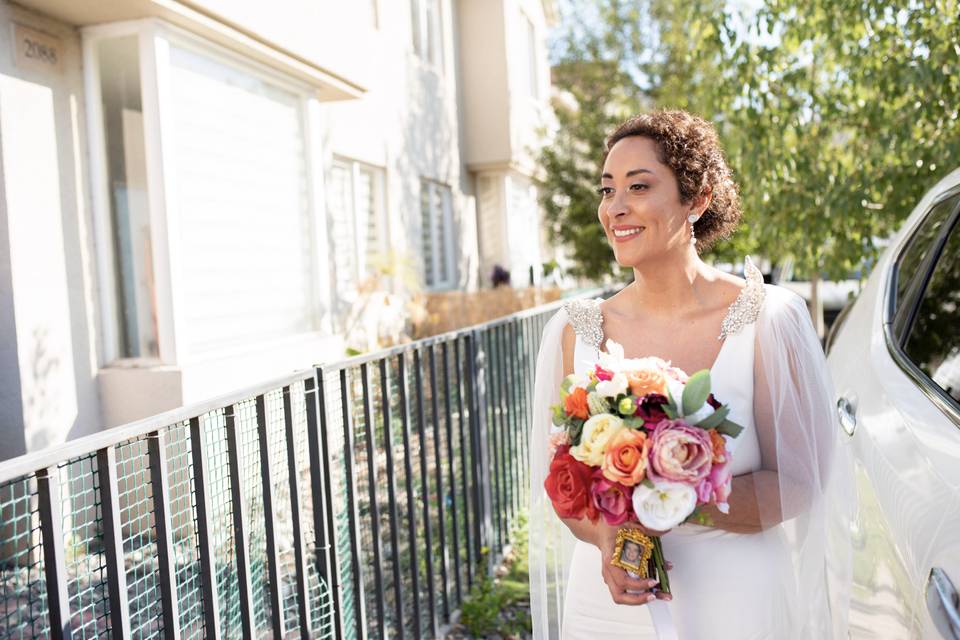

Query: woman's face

[624,541,640,562]
[598,136,695,267]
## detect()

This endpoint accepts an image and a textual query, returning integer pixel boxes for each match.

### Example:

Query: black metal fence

[0,298,565,639]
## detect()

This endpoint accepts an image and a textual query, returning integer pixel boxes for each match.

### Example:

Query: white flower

[598,339,626,372]
[665,377,686,413]
[631,481,698,531]
[563,372,591,394]
[595,372,628,398]
[686,402,715,424]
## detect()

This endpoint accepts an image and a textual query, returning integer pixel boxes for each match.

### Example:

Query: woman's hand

[592,521,673,606]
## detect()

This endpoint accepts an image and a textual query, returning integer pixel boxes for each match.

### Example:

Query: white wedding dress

[528,258,854,640]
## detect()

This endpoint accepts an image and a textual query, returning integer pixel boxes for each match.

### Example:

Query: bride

[528,110,853,639]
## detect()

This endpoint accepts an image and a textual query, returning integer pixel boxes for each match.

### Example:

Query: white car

[827,168,960,638]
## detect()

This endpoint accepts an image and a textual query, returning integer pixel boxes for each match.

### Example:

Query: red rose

[544,449,598,522]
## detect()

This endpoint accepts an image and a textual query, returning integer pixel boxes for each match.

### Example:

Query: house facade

[0,0,557,460]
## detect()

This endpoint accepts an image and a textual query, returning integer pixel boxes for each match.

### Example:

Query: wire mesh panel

[320,368,359,640]
[59,454,110,638]
[0,474,48,638]
[234,397,272,634]
[290,380,336,637]
[115,436,163,639]
[263,387,302,638]
[164,422,205,638]
[199,409,244,637]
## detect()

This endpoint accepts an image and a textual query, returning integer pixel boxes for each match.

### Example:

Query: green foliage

[681,370,711,416]
[543,0,960,281]
[458,514,532,638]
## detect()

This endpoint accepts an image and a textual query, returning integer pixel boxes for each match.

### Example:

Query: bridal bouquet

[544,340,744,594]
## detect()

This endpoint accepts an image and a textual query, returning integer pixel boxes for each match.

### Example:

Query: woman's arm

[698,470,782,534]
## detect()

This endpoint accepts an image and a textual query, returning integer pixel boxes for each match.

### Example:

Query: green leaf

[716,419,745,439]
[694,405,730,429]
[681,370,711,416]
[665,385,680,416]
[642,479,655,489]
[622,416,645,429]
[560,377,573,397]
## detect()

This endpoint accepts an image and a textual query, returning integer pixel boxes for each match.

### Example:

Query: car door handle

[927,567,960,639]
[837,396,857,436]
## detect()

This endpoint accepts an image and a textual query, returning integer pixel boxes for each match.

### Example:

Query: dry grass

[411,287,562,339]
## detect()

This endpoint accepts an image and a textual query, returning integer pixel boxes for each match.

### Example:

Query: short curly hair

[604,110,741,253]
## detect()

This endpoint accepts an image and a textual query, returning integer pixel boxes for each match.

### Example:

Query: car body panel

[827,168,960,639]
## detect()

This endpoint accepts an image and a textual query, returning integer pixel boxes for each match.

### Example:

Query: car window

[904,218,960,404]
[892,192,959,341]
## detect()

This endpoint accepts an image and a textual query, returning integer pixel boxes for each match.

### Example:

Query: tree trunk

[810,270,825,341]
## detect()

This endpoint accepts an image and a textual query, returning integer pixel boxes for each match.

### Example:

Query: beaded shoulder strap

[718,256,766,340]
[562,298,604,350]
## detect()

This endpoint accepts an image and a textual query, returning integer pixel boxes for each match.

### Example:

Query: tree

[542,0,960,329]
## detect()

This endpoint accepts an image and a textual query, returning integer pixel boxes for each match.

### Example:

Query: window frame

[884,184,960,424]
[410,0,444,71]
[419,179,456,290]
[328,156,388,301]
[83,19,330,367]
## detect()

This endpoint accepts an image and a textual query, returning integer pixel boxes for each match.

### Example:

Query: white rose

[631,482,698,531]
[595,372,628,398]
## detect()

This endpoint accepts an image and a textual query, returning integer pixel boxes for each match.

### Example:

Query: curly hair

[604,110,741,253]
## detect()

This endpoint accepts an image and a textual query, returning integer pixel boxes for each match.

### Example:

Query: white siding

[169,45,315,353]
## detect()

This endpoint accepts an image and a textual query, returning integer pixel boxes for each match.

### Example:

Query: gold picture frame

[610,528,655,578]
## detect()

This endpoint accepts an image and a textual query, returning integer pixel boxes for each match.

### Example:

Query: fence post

[190,416,222,637]
[256,395,285,638]
[97,446,132,638]
[148,430,182,640]
[306,372,342,639]
[468,330,494,576]
[224,406,255,640]
[36,466,72,640]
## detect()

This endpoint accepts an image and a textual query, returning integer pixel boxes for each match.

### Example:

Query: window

[420,180,455,289]
[93,35,158,359]
[522,13,540,99]
[904,218,960,403]
[86,24,326,363]
[327,158,386,303]
[892,192,959,342]
[411,0,443,69]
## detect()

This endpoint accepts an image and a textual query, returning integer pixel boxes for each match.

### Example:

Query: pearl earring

[688,213,700,245]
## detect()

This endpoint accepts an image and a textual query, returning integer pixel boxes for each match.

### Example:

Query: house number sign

[13,23,63,75]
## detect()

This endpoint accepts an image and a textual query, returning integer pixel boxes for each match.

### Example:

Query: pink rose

[589,470,634,525]
[696,458,733,508]
[647,419,714,486]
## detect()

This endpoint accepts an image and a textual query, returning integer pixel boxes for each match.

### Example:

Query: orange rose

[601,428,649,486]
[564,387,590,420]
[626,367,668,398]
[709,429,727,464]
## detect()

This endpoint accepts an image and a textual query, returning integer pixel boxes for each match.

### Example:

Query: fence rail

[0,296,575,639]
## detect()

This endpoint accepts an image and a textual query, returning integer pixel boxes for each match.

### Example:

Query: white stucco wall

[323,0,480,292]
[0,4,101,459]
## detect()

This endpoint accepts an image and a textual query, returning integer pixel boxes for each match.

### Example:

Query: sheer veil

[528,284,854,639]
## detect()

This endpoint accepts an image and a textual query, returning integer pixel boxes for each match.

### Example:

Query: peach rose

[626,366,668,398]
[601,428,649,486]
